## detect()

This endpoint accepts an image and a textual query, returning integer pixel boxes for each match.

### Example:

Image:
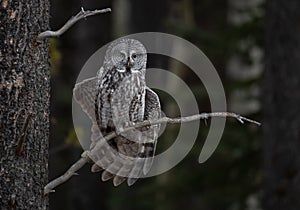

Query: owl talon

[125,121,135,128]
[115,127,123,136]
[81,150,89,158]
[116,122,136,135]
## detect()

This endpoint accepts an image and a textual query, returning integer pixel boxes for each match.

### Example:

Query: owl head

[104,39,147,74]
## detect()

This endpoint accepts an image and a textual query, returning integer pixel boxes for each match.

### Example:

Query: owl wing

[115,87,161,185]
[97,83,146,186]
[73,76,97,121]
[73,67,105,143]
[141,87,161,174]
[102,88,161,186]
[110,88,161,186]
[90,88,161,187]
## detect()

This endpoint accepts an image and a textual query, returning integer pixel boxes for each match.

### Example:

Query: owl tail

[89,141,145,187]
[91,160,142,187]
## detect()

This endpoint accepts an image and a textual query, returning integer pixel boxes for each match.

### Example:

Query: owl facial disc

[105,39,147,74]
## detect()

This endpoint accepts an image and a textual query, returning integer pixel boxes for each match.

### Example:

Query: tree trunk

[264,0,300,209]
[0,0,50,209]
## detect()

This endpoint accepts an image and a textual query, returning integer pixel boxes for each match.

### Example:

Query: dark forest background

[47,0,297,210]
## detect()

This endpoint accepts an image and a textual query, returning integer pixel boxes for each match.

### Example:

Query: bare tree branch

[44,156,90,195]
[42,7,110,195]
[37,7,111,40]
[44,112,260,195]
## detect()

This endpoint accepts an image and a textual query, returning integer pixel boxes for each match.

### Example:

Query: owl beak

[127,58,132,69]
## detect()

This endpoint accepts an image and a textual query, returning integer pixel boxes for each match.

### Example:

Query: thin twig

[37,7,111,40]
[44,112,260,195]
[91,112,260,151]
[42,7,112,195]
[44,156,90,195]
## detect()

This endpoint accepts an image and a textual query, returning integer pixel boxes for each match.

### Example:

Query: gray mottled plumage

[73,39,161,186]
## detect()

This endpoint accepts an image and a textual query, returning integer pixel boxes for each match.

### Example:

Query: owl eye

[131,53,137,59]
[120,52,125,60]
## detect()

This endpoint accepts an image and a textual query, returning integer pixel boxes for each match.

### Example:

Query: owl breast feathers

[73,39,161,186]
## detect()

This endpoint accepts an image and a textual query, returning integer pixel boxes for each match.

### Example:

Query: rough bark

[0,0,50,209]
[264,0,300,209]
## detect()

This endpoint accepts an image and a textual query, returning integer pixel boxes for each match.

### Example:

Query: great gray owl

[73,39,161,186]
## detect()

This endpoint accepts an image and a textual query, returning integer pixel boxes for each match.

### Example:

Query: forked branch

[43,112,260,195]
[37,7,111,40]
